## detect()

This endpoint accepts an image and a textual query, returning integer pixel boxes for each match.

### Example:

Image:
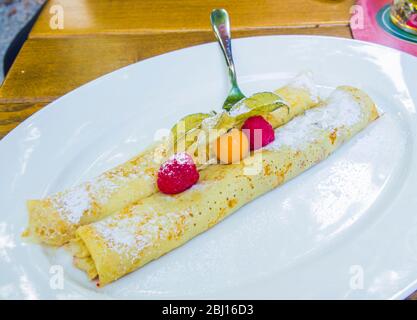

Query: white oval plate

[1,36,417,300]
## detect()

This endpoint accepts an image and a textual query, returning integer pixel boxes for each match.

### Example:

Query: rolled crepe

[24,74,319,246]
[72,86,379,285]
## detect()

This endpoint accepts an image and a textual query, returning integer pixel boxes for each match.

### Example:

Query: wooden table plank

[0,25,351,104]
[30,0,355,37]
[0,102,46,139]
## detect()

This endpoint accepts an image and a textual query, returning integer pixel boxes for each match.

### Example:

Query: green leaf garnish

[168,92,289,161]
[170,112,211,143]
[244,92,283,109]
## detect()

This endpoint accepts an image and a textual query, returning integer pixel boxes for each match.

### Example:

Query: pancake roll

[71,86,379,285]
[24,74,319,246]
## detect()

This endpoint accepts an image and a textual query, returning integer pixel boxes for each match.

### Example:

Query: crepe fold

[71,86,379,286]
[24,74,319,246]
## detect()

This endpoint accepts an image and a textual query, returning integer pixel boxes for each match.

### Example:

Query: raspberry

[157,153,199,194]
[241,116,275,150]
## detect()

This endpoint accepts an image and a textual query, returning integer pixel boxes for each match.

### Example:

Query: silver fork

[210,8,246,111]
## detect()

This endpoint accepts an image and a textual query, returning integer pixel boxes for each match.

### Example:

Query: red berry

[157,153,199,194]
[241,116,275,150]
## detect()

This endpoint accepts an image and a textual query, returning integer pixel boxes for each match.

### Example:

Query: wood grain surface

[0,102,45,139]
[0,0,355,138]
[30,0,355,37]
[0,25,351,104]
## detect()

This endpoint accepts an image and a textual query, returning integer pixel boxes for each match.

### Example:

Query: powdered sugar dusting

[89,171,142,205]
[52,169,141,224]
[89,177,120,205]
[172,152,194,165]
[51,185,91,224]
[94,215,151,256]
[265,88,363,151]
[201,112,222,130]
[288,72,319,103]
[228,102,251,117]
[93,209,189,261]
[310,89,362,130]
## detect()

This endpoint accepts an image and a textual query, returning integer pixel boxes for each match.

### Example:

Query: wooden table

[1,0,415,299]
[0,0,355,138]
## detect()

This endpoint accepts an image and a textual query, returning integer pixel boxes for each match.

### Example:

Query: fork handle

[210,9,238,85]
